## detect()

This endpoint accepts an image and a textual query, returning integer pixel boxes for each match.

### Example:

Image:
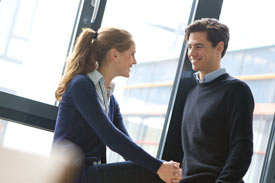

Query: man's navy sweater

[181,74,254,183]
[53,75,162,179]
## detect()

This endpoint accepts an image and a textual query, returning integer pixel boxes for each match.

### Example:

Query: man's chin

[192,67,199,71]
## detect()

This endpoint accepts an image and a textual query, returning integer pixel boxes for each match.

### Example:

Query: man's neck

[195,68,227,83]
[199,66,221,81]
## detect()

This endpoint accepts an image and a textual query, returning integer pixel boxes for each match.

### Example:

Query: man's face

[187,32,223,78]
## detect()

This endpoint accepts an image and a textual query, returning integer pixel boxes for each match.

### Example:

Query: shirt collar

[87,69,103,85]
[193,68,227,83]
[86,70,115,94]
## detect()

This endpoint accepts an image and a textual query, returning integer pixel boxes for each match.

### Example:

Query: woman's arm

[111,96,131,137]
[68,76,162,172]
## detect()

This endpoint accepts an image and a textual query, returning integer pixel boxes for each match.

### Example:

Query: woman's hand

[157,161,182,183]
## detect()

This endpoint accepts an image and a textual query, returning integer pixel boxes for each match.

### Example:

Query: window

[0,0,82,154]
[0,119,53,155]
[220,1,275,182]
[101,0,193,162]
[0,0,81,105]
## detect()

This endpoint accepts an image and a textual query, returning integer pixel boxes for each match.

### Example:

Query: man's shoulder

[220,74,250,89]
[226,75,250,89]
[222,75,253,102]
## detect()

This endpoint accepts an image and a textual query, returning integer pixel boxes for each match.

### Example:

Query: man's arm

[216,81,254,183]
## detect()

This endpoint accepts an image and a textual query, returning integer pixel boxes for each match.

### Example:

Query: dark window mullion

[0,91,57,131]
[75,0,107,38]
[260,113,275,183]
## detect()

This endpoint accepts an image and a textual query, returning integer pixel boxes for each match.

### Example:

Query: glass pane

[220,1,275,182]
[101,0,193,162]
[0,119,53,155]
[0,0,81,105]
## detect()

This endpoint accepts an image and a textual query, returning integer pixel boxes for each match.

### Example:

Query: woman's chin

[125,72,130,78]
[120,74,130,78]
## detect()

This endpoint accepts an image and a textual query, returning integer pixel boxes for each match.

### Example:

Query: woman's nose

[132,57,137,64]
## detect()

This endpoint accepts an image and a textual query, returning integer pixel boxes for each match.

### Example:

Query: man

[180,18,254,183]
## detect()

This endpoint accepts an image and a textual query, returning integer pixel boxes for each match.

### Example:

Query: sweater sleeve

[112,96,132,161]
[216,81,254,183]
[112,96,131,137]
[67,76,162,173]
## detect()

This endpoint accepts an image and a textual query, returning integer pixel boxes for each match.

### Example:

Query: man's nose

[188,48,196,57]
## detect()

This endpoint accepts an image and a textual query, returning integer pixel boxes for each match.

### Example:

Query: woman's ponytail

[55,28,97,101]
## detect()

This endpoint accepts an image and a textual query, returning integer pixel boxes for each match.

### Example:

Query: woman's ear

[109,48,119,62]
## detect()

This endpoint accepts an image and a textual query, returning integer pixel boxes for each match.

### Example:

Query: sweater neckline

[198,73,229,87]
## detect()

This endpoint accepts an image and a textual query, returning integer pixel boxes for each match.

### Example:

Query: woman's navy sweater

[53,75,162,179]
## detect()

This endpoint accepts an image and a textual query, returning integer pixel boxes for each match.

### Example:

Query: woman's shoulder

[71,74,89,83]
[68,74,95,91]
[69,74,92,85]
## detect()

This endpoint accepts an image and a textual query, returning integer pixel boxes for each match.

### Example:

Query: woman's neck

[97,65,115,90]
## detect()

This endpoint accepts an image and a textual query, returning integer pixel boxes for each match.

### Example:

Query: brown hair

[55,27,134,101]
[185,18,229,57]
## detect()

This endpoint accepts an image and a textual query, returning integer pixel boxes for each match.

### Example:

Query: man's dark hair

[185,18,230,57]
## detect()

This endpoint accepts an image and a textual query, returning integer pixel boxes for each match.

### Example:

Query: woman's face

[116,43,137,77]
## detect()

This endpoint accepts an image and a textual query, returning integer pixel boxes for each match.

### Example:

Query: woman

[53,27,182,183]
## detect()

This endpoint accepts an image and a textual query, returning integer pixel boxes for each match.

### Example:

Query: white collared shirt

[87,70,115,114]
[194,68,227,83]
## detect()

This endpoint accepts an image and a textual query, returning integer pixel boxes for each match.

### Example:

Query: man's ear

[217,41,224,55]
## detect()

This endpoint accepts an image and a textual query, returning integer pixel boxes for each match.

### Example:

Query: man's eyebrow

[188,43,204,47]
